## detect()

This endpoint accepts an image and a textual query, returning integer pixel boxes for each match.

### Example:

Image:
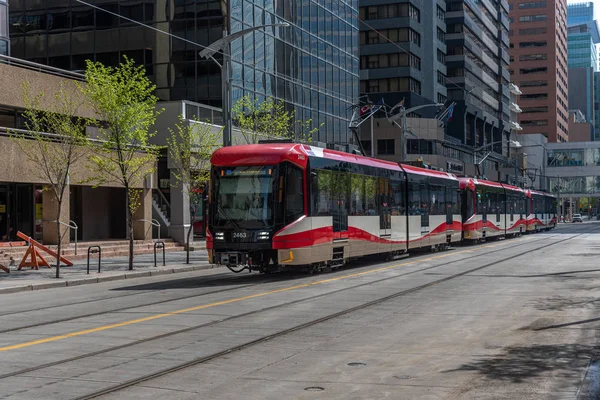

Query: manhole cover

[347,362,367,367]
[304,386,325,392]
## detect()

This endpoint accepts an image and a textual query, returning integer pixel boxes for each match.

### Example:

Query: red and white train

[207,143,556,273]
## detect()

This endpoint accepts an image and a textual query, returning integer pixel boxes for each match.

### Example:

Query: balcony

[510,102,522,113]
[509,83,522,95]
[510,121,523,131]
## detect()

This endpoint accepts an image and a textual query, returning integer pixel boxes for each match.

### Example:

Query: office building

[508,0,569,143]
[567,1,594,26]
[8,0,358,144]
[0,0,7,55]
[358,1,447,115]
[445,0,511,155]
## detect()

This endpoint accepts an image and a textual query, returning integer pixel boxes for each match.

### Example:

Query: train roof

[211,143,458,181]
[458,177,504,190]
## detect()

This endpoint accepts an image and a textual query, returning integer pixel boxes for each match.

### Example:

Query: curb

[0,263,220,295]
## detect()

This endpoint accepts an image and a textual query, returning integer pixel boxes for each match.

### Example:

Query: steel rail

[0,234,552,335]
[74,228,595,399]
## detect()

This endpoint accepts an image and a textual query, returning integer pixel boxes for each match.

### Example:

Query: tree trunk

[126,194,134,271]
[55,217,61,279]
[186,212,195,264]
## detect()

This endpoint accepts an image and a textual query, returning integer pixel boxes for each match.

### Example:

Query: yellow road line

[0,241,503,352]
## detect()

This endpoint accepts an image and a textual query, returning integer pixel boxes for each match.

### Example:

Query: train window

[312,169,333,216]
[284,164,304,225]
[390,179,405,216]
[377,177,391,229]
[350,174,365,215]
[408,182,421,216]
[420,183,430,227]
[365,176,377,215]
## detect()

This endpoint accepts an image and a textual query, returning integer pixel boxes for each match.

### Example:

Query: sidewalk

[0,250,218,294]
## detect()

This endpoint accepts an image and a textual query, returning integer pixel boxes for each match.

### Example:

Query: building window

[436,5,445,21]
[519,53,548,61]
[518,15,547,22]
[437,72,446,85]
[360,53,421,70]
[519,67,548,74]
[519,41,547,48]
[377,139,395,155]
[407,139,435,155]
[437,93,447,103]
[437,49,445,64]
[518,2,547,9]
[360,3,419,21]
[437,27,445,42]
[521,119,548,126]
[519,27,547,35]
[521,106,549,113]
[520,93,548,100]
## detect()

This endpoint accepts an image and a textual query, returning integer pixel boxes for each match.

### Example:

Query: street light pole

[199,23,290,147]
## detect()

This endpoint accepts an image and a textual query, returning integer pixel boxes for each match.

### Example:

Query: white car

[572,214,583,223]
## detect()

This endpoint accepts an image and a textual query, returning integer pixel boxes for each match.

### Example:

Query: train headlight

[258,231,270,240]
[215,232,225,240]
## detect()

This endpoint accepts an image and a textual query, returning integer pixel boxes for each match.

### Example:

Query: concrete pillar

[132,187,152,241]
[168,172,190,245]
[42,187,70,245]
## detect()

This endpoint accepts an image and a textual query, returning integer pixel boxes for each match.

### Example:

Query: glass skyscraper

[228,0,358,144]
[567,2,594,26]
[8,0,358,144]
[0,0,8,55]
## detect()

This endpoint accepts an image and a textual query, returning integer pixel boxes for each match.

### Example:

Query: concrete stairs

[0,238,204,264]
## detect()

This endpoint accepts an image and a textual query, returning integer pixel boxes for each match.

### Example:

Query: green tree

[167,116,221,263]
[231,95,319,144]
[81,56,161,271]
[11,82,90,278]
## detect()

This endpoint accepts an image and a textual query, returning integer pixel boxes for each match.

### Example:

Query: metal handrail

[136,219,161,240]
[0,54,85,81]
[52,220,79,255]
[153,188,171,209]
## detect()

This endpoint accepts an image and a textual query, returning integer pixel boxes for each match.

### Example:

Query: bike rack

[154,241,165,267]
[87,246,101,274]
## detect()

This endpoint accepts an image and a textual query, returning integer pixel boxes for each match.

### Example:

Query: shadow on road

[110,255,397,291]
[444,343,596,384]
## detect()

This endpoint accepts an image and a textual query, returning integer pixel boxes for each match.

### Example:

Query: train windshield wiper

[217,204,241,229]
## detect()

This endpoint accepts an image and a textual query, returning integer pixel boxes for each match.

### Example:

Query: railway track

[70,228,594,399]
[0,233,555,335]
[0,227,590,400]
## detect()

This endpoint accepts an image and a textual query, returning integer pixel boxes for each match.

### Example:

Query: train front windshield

[212,166,275,229]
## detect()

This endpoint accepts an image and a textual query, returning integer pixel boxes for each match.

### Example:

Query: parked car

[572,214,583,223]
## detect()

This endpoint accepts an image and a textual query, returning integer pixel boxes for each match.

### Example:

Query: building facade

[8,0,358,144]
[445,0,511,155]
[0,0,8,55]
[0,57,154,245]
[508,0,569,143]
[567,109,593,142]
[567,1,594,26]
[568,67,595,123]
[358,1,447,116]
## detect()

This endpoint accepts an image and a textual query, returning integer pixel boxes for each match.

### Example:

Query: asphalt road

[0,222,599,399]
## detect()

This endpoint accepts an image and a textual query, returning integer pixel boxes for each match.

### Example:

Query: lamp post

[388,103,444,161]
[199,23,290,147]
